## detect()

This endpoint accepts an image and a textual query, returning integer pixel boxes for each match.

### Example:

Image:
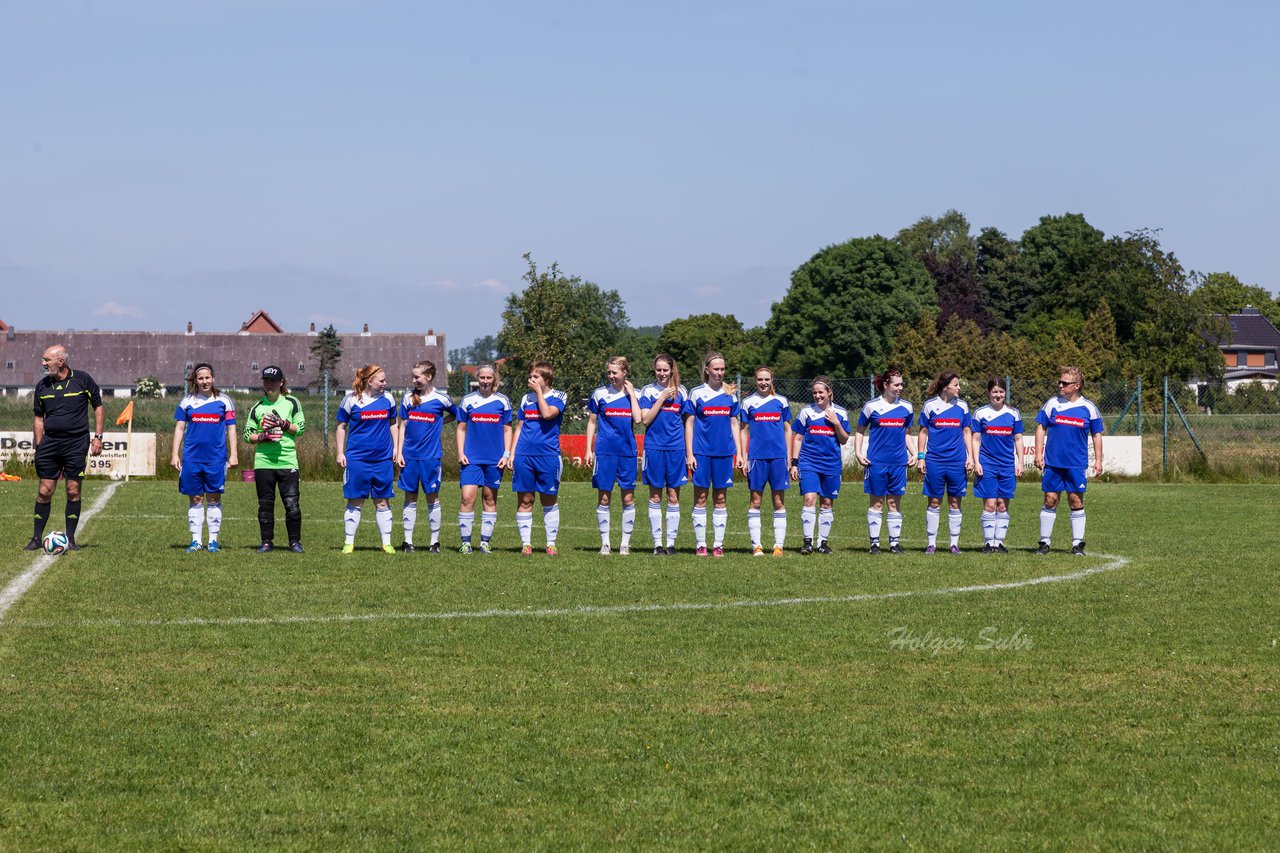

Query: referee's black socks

[66,500,82,543]
[33,501,52,540]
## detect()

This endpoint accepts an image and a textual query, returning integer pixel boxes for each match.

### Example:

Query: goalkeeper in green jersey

[244,365,306,552]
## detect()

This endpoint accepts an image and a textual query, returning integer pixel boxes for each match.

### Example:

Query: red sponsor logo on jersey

[985,425,1014,436]
[190,413,223,423]
[470,412,502,424]
[933,418,962,427]
[703,406,732,416]
[359,409,389,420]
[753,412,782,422]
[522,408,542,419]
[408,412,437,422]
[877,418,906,428]
[604,407,633,418]
[1053,415,1087,428]
[809,425,835,436]
[661,403,681,413]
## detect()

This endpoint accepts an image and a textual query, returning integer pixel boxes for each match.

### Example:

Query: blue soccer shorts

[692,454,735,489]
[747,457,790,492]
[398,458,443,495]
[460,462,504,490]
[592,453,637,491]
[922,462,968,499]
[344,458,395,500]
[179,462,227,496]
[513,454,562,495]
[799,467,841,500]
[642,448,689,489]
[863,463,907,497]
[1042,465,1088,494]
[973,469,1017,500]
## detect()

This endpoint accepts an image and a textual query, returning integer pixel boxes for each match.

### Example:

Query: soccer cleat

[1035,541,1051,555]
[924,545,937,555]
[23,538,42,551]
[753,545,765,557]
[64,541,81,552]
[186,540,203,553]
[342,543,355,555]
[888,543,905,555]
[772,545,784,557]
[599,544,612,556]
[521,544,534,556]
[654,546,665,556]
[816,541,832,555]
[981,543,994,554]
[382,544,396,554]
[458,542,472,555]
[206,541,221,553]
[666,546,678,556]
[257,542,274,554]
[695,546,708,556]
[800,542,814,556]
[950,545,961,555]
[996,543,1009,554]
[546,545,558,556]
[712,546,724,557]
[619,544,631,556]
[401,542,416,553]
[288,542,304,554]
[1071,541,1086,557]
[868,542,881,555]
[478,541,493,554]
[428,543,441,554]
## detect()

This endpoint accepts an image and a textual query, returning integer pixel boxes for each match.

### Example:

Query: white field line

[8,551,1129,630]
[0,482,121,624]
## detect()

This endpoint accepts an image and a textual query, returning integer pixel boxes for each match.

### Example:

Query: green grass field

[0,480,1277,848]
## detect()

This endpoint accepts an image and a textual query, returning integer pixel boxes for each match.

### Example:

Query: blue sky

[2,0,1276,352]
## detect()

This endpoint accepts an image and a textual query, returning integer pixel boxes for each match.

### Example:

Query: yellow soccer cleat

[341,543,354,555]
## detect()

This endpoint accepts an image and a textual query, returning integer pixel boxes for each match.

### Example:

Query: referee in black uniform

[24,345,105,551]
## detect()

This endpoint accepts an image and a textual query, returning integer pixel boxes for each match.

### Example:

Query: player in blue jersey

[1034,366,1104,556]
[512,361,568,556]
[455,364,514,554]
[971,376,1024,553]
[336,364,400,554]
[586,356,643,555]
[790,376,850,555]
[854,368,917,554]
[639,354,689,555]
[918,371,974,555]
[683,352,743,557]
[394,360,456,553]
[740,366,792,556]
[171,363,238,553]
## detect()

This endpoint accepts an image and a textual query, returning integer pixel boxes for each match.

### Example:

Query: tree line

[450,213,1277,397]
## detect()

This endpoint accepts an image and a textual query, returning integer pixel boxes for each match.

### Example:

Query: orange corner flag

[115,401,134,426]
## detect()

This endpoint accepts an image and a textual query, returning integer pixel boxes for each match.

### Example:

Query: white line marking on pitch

[7,551,1129,630]
[0,482,121,624]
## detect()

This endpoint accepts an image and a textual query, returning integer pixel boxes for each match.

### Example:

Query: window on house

[1246,352,1265,368]
[1223,352,1237,367]
[297,362,306,372]
[251,362,259,371]
[4,361,13,370]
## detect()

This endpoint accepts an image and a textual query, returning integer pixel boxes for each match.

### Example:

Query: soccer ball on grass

[43,530,69,556]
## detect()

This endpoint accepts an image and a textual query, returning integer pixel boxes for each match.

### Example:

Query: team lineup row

[167,352,1106,558]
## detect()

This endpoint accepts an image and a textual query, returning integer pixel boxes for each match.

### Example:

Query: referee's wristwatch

[92,434,104,441]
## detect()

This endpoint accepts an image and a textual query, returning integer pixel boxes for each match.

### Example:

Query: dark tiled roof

[0,328,447,390]
[1210,309,1280,349]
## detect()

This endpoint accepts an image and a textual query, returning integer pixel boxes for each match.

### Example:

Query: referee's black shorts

[34,435,90,480]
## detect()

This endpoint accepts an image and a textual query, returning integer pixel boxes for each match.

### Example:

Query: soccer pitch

[0,481,1276,847]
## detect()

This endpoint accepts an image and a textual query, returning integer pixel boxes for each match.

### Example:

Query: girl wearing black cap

[244,365,307,552]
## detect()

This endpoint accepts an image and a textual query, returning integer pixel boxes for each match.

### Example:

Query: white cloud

[92,301,144,318]
[418,277,508,295]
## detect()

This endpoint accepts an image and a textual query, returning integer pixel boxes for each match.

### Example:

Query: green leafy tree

[1019,213,1107,319]
[657,313,763,381]
[134,376,163,398]
[498,254,629,397]
[977,226,1037,332]
[308,324,343,384]
[766,236,936,377]
[897,211,989,330]
[1191,271,1280,328]
[447,334,501,368]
